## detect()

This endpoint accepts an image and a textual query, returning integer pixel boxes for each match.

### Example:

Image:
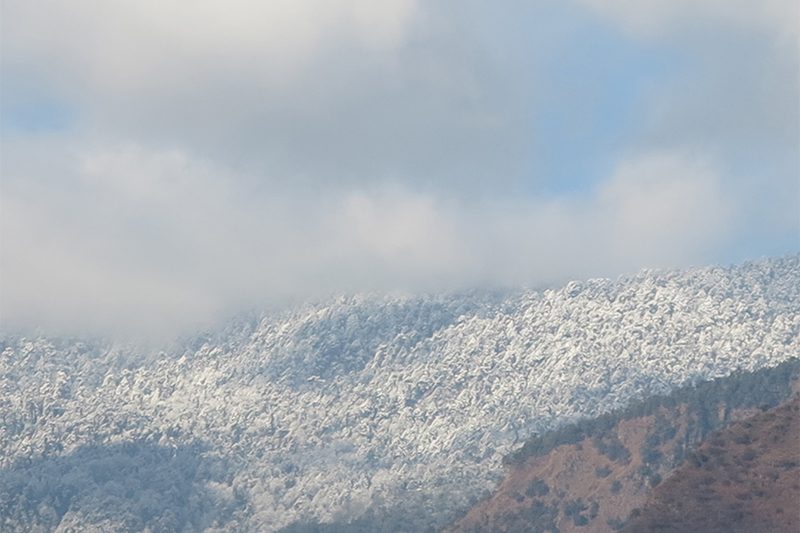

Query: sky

[1,0,798,339]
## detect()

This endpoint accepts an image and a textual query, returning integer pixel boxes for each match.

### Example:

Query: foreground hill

[444,359,799,533]
[620,397,799,533]
[1,255,799,532]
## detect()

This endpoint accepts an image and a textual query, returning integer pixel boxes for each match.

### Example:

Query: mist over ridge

[1,255,798,532]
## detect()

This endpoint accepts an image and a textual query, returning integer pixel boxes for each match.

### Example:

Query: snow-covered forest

[1,255,798,532]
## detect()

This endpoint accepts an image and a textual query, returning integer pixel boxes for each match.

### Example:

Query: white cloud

[1,144,468,337]
[1,142,738,338]
[1,1,794,338]
[574,0,798,41]
[341,190,464,272]
[1,188,217,339]
[598,152,732,268]
[3,0,418,92]
[455,151,734,285]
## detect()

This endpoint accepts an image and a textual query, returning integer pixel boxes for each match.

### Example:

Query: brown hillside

[619,398,800,533]
[444,367,800,533]
[445,405,693,533]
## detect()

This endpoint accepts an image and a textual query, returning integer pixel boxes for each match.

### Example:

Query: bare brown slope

[444,363,800,533]
[445,405,698,533]
[620,398,800,533]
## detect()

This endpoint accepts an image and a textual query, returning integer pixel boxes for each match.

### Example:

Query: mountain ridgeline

[1,255,799,532]
[505,357,799,468]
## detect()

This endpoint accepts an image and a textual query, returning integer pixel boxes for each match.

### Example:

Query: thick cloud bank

[1,0,797,337]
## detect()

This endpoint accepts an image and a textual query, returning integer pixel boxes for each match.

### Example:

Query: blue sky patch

[527,20,677,196]
[2,98,76,135]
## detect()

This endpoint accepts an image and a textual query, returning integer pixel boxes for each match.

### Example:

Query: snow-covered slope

[1,256,799,532]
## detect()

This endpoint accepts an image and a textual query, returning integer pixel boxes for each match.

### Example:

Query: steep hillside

[620,398,799,533]
[444,359,799,533]
[1,255,799,532]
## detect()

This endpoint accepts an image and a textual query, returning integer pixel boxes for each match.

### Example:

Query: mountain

[1,255,799,532]
[444,358,799,533]
[620,397,799,533]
